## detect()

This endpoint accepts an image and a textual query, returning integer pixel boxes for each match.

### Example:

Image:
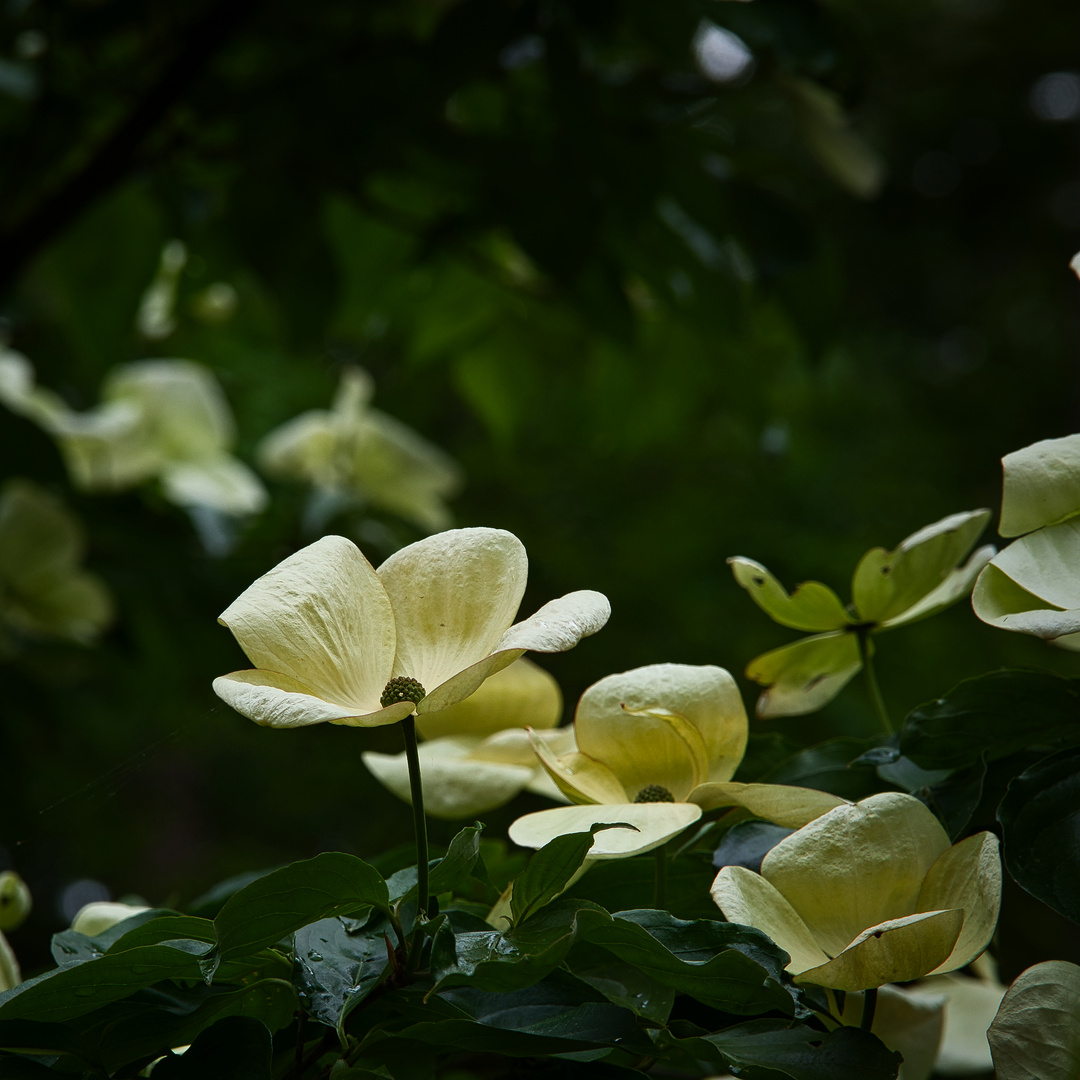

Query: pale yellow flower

[0,480,113,644]
[0,351,265,516]
[711,792,1001,992]
[213,527,610,729]
[257,367,461,532]
[509,663,846,858]
[362,658,574,819]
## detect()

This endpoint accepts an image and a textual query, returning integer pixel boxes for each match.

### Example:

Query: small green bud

[0,873,31,931]
[380,676,426,709]
[634,784,675,804]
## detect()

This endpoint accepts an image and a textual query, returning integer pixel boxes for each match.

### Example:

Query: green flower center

[380,676,427,709]
[634,784,675,804]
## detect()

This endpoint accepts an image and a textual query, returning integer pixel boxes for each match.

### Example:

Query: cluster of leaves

[0,827,904,1079]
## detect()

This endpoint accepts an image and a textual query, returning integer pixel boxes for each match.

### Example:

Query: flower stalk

[401,715,430,919]
[856,627,893,735]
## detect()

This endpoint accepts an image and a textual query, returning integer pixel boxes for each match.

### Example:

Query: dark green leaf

[997,747,1080,925]
[712,821,794,874]
[511,824,636,926]
[392,824,484,906]
[214,853,388,960]
[703,1019,900,1079]
[292,916,391,1031]
[0,942,213,1023]
[572,953,675,1023]
[921,758,987,839]
[49,909,189,965]
[762,738,881,800]
[902,670,1080,771]
[151,1016,271,1080]
[581,910,795,1016]
[430,900,609,995]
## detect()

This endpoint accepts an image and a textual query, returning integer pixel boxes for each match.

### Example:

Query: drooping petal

[104,359,236,459]
[509,803,701,859]
[999,433,1080,537]
[416,657,562,741]
[690,781,847,827]
[218,535,396,716]
[50,400,160,491]
[795,909,965,992]
[256,410,337,485]
[728,557,853,631]
[160,456,268,515]
[710,865,830,975]
[761,792,951,958]
[362,737,535,819]
[745,632,862,718]
[918,831,1001,975]
[575,664,747,792]
[213,669,413,728]
[378,528,528,691]
[530,731,628,804]
[972,560,1080,639]
[852,510,991,625]
[984,520,1080,612]
[496,590,612,653]
[881,543,996,630]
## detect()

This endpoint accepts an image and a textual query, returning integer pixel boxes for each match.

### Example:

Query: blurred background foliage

[1,0,1078,981]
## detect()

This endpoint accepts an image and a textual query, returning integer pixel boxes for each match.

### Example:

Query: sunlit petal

[690,781,847,827]
[530,731,628,804]
[496,590,612,653]
[509,802,700,858]
[218,535,395,714]
[710,865,829,974]
[999,433,1080,537]
[762,792,951,957]
[795,909,964,992]
[379,527,527,690]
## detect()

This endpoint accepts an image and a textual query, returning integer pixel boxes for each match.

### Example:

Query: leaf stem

[860,987,878,1031]
[856,628,893,735]
[653,842,668,909]
[401,714,430,918]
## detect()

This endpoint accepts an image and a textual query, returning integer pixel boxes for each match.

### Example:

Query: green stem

[856,628,893,735]
[653,842,668,910]
[860,987,878,1031]
[401,714,429,919]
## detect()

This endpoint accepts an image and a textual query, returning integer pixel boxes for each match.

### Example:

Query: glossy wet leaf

[511,824,634,926]
[214,852,389,960]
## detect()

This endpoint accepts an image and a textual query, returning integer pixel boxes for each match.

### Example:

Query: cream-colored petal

[762,792,951,957]
[345,409,462,532]
[530,731,628,804]
[378,528,527,690]
[213,669,413,728]
[362,738,534,819]
[496,590,611,653]
[987,520,1080,611]
[852,510,991,625]
[508,802,700,859]
[882,543,996,629]
[53,400,161,491]
[710,865,830,975]
[972,560,1080,639]
[575,664,747,791]
[1000,433,1080,537]
[416,657,562,740]
[0,348,72,429]
[160,456,269,515]
[257,410,338,484]
[906,972,1003,1075]
[728,557,852,631]
[469,726,571,767]
[104,359,235,459]
[745,632,862,718]
[917,831,1001,975]
[218,535,395,713]
[416,647,526,713]
[795,909,964,992]
[690,781,847,827]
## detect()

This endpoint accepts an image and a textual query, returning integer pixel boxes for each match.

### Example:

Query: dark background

[1,0,1077,982]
